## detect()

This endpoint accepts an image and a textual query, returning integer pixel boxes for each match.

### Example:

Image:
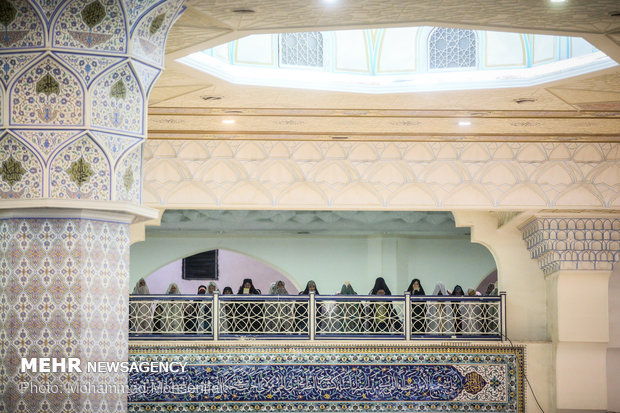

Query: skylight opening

[178,27,617,94]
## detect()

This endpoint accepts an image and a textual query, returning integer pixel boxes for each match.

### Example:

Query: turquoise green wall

[131,233,496,295]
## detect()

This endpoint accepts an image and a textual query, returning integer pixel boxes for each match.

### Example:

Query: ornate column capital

[0,0,185,207]
[519,215,620,275]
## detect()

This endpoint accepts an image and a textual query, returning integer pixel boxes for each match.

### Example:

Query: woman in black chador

[184,285,209,333]
[451,284,465,334]
[406,278,427,335]
[295,280,319,334]
[235,278,262,333]
[337,282,361,333]
[367,277,402,334]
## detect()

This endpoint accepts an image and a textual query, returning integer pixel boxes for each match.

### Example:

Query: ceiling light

[222,119,235,124]
[458,121,472,126]
[550,0,566,3]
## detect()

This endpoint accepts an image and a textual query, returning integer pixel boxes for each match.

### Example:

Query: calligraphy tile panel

[128,344,524,413]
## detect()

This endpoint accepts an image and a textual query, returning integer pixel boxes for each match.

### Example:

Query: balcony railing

[129,292,506,340]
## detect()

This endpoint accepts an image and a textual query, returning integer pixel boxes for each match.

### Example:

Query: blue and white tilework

[0,0,45,49]
[0,132,43,199]
[54,52,124,86]
[0,52,41,87]
[0,0,185,203]
[130,0,185,66]
[0,217,130,412]
[10,55,85,126]
[49,134,110,200]
[53,0,127,53]
[0,1,184,411]
[12,129,83,161]
[114,143,142,203]
[90,62,144,134]
[128,344,525,413]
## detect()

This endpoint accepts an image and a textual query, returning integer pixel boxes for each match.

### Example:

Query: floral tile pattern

[52,0,127,53]
[128,344,525,413]
[0,0,185,203]
[49,134,110,200]
[0,132,43,198]
[0,217,130,412]
[10,55,85,126]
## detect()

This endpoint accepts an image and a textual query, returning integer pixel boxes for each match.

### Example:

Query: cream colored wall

[524,342,554,412]
[543,268,612,411]
[453,211,547,342]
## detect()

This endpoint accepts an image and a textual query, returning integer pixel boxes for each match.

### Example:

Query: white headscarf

[432,282,447,296]
[207,281,219,295]
[269,280,288,295]
[132,278,150,294]
[166,283,181,294]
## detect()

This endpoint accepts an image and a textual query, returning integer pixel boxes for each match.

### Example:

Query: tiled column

[0,211,132,411]
[521,216,620,412]
[0,0,184,411]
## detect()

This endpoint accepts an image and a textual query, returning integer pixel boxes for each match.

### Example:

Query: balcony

[129,293,506,341]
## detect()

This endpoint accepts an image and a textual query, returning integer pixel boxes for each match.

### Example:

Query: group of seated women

[129,277,498,336]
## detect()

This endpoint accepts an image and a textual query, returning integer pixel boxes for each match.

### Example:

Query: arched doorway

[141,249,300,295]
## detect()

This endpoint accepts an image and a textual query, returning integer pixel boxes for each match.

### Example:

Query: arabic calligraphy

[130,364,486,402]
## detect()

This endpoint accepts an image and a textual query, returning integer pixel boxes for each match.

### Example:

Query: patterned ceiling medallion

[149,13,165,36]
[123,168,134,191]
[0,156,26,187]
[67,157,94,187]
[36,73,60,96]
[0,0,17,26]
[110,79,126,99]
[81,0,106,28]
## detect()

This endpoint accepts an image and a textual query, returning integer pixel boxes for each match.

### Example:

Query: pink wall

[140,250,299,295]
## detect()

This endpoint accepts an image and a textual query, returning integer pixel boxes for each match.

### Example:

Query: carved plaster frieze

[143,140,619,210]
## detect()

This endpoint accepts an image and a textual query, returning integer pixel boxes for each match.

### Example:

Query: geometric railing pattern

[129,293,505,340]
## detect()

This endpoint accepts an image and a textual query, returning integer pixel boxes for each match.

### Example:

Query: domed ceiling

[179,28,614,93]
[147,0,620,143]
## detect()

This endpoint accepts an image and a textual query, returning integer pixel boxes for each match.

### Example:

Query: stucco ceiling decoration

[142,140,619,210]
[150,1,620,143]
[157,209,467,236]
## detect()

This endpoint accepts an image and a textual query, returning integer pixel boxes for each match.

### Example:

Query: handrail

[129,292,505,341]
